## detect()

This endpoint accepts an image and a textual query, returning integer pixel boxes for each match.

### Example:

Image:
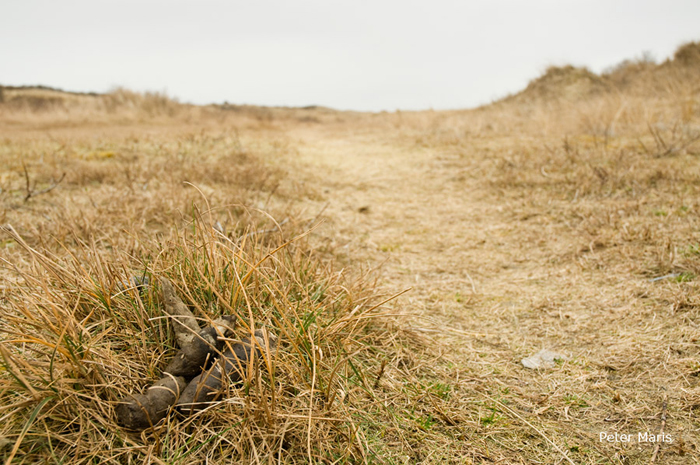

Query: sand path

[286,127,573,346]
[285,124,677,376]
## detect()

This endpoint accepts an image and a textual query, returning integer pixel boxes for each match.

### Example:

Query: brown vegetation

[1,41,700,463]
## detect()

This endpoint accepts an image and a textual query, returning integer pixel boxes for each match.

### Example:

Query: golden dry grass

[1,42,700,464]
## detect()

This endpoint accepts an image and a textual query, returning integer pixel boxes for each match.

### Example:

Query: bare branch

[22,165,66,202]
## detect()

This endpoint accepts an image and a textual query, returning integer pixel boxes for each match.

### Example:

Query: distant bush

[672,41,700,66]
[103,87,181,116]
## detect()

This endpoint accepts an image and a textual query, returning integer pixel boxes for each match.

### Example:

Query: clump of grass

[0,213,396,463]
[102,87,182,117]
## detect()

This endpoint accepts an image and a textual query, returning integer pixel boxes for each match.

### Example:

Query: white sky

[2,0,699,111]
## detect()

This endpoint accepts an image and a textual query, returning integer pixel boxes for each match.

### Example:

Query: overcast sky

[2,1,699,111]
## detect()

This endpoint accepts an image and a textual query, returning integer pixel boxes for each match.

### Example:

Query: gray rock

[521,349,569,369]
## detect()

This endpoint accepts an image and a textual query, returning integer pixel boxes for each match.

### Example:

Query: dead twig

[649,396,668,464]
[646,122,700,157]
[305,201,329,229]
[22,163,66,202]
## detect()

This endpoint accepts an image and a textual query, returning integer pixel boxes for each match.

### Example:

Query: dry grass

[2,41,700,464]
[0,89,446,464]
[0,215,398,463]
[276,42,700,463]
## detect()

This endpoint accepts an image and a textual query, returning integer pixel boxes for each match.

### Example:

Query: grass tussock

[0,214,396,463]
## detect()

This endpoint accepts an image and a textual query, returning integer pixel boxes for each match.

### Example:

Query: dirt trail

[294,131,479,320]
[285,122,688,373]
[287,128,556,342]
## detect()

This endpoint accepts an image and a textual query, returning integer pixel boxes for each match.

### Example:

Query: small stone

[521,349,569,369]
